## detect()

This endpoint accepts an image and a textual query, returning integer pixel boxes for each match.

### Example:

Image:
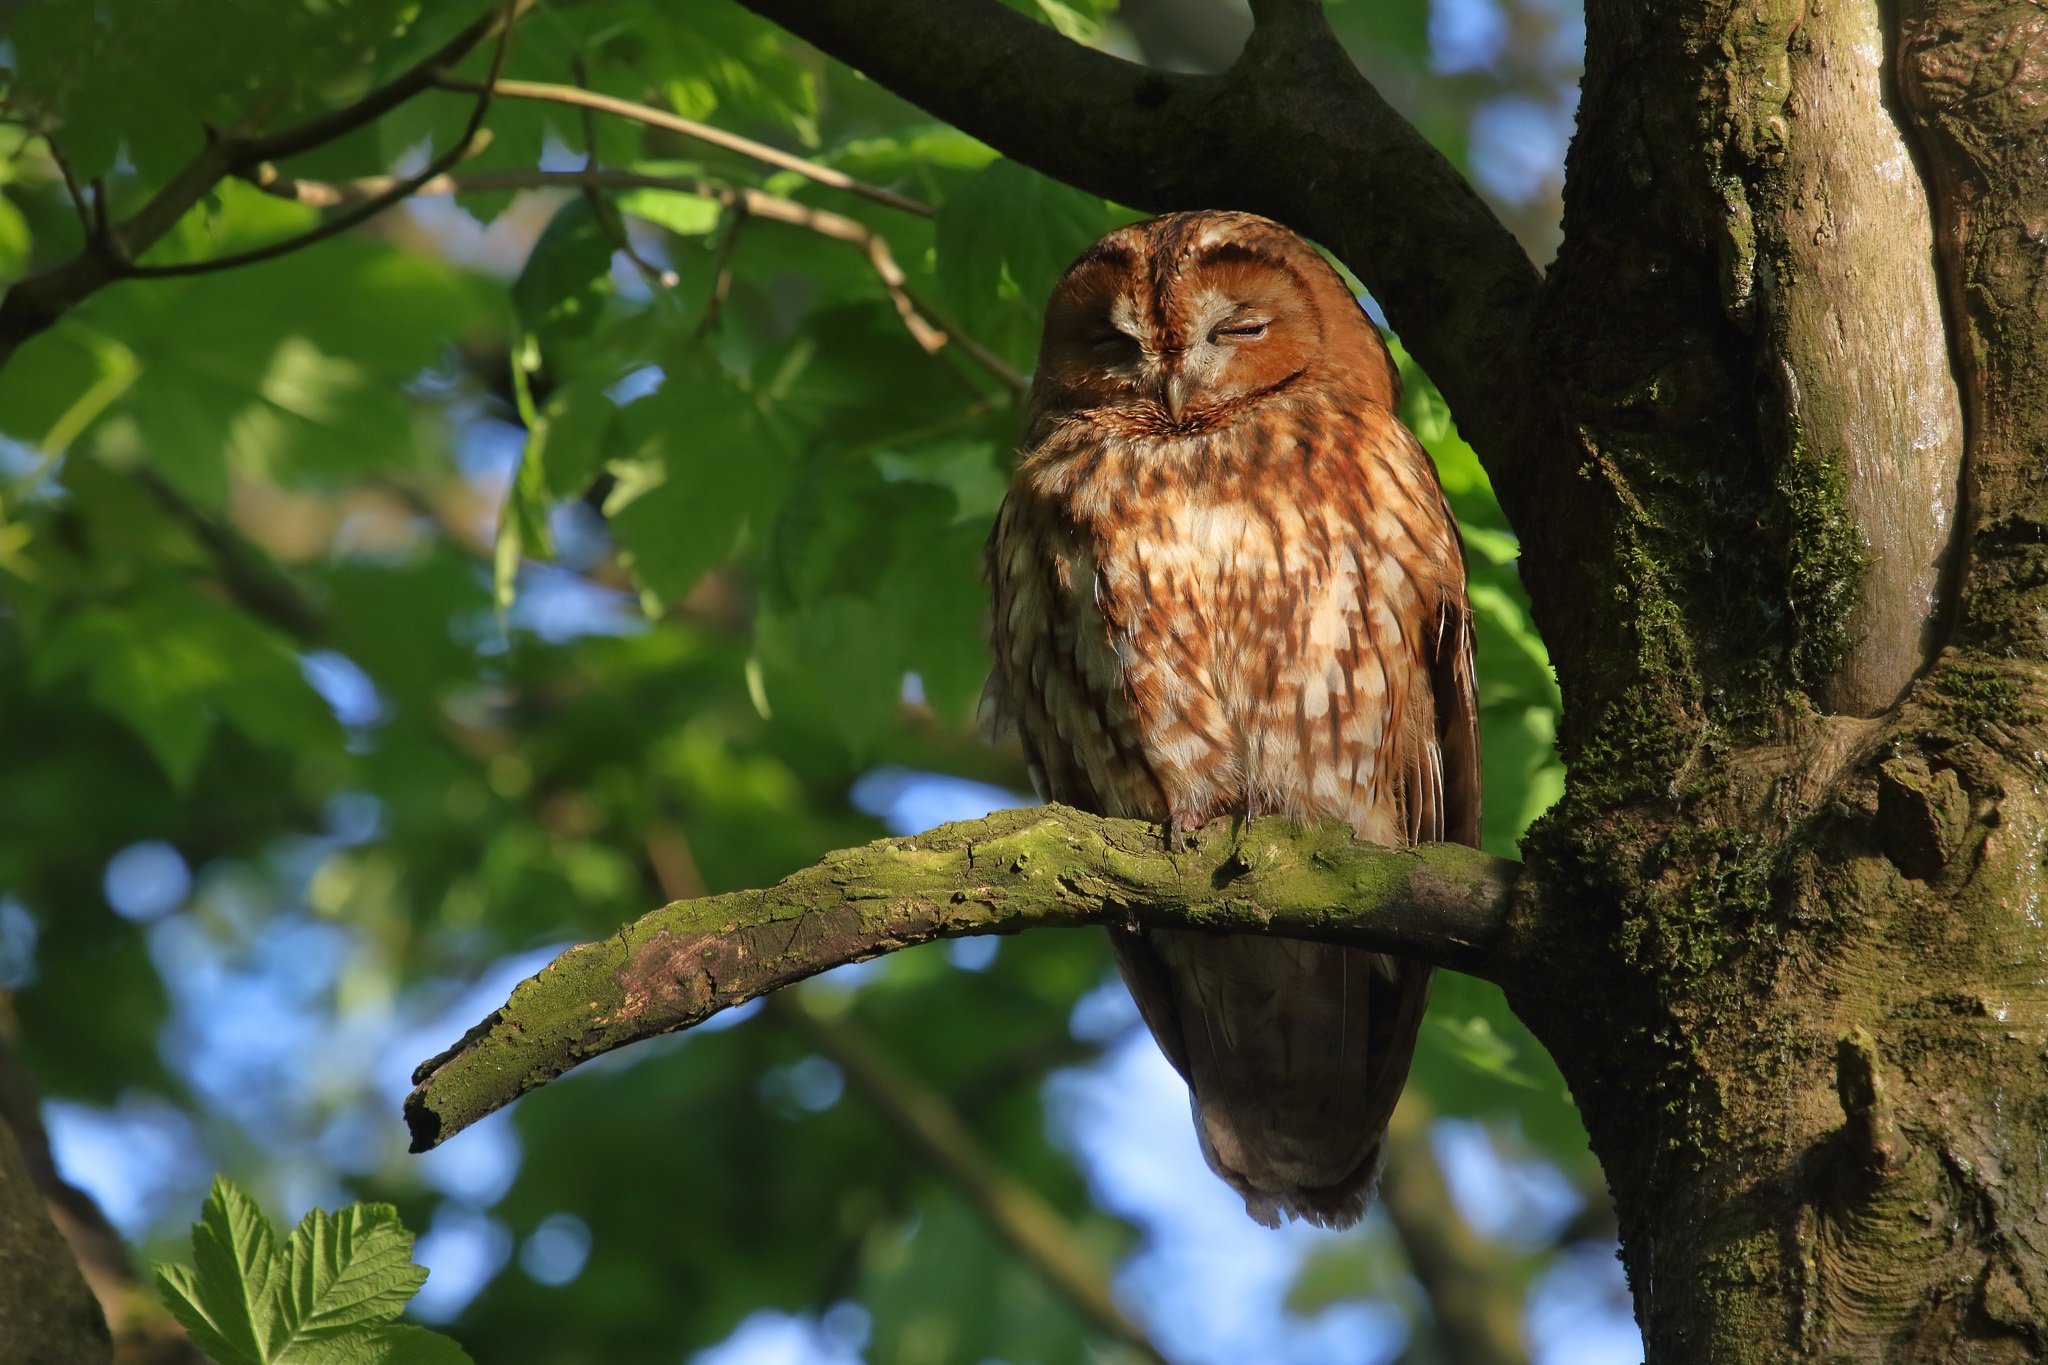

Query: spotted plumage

[983,211,1480,1228]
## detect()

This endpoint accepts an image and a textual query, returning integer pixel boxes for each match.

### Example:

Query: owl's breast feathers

[984,392,1477,850]
[982,386,1480,1230]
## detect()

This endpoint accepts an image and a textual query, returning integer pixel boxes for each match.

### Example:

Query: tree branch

[121,0,521,280]
[431,76,935,218]
[1379,1093,1531,1365]
[0,0,527,369]
[768,994,1169,1364]
[728,0,1543,496]
[404,804,1518,1152]
[133,470,326,644]
[249,166,1027,397]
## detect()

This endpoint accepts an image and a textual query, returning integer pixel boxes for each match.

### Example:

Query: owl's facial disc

[1032,226,1338,430]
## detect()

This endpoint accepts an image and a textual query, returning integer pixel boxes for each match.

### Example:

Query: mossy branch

[404,804,1520,1153]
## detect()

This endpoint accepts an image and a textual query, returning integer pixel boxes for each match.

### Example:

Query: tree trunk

[0,1119,110,1365]
[1501,2,2048,1359]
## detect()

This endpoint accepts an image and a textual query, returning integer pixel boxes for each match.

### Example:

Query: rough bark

[1505,1,2048,1360]
[0,1119,110,1365]
[0,1025,202,1365]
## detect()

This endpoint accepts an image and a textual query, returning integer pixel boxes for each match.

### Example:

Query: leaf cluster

[157,1178,468,1365]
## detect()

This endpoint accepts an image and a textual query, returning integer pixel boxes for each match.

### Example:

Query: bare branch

[431,75,935,218]
[132,470,325,644]
[403,805,1518,1152]
[39,138,99,247]
[692,200,750,341]
[243,2,532,168]
[769,995,1169,1363]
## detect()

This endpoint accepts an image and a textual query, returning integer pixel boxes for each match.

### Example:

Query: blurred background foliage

[0,0,1632,1362]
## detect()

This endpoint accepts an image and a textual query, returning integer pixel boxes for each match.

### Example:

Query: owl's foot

[1163,810,1209,852]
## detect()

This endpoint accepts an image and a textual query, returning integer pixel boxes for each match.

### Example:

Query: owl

[982,211,1480,1229]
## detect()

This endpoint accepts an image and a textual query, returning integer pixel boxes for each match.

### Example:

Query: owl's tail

[1111,927,1430,1229]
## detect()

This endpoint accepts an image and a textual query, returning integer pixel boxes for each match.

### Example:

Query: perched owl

[982,211,1480,1229]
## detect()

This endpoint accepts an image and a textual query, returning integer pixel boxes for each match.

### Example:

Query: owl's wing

[1429,559,1483,849]
[1387,445,1482,851]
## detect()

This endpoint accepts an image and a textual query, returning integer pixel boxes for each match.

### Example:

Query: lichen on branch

[403,804,1519,1153]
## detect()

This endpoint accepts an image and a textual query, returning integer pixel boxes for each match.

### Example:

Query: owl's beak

[1162,369,1192,422]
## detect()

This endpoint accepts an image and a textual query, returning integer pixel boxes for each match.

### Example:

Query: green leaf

[535,374,620,501]
[29,579,338,788]
[935,159,1112,366]
[289,1324,476,1365]
[153,1178,468,1365]
[0,193,31,286]
[1426,1013,1541,1089]
[604,361,792,602]
[616,185,725,238]
[273,1204,430,1354]
[872,440,1008,525]
[497,353,557,608]
[512,199,619,360]
[155,1176,283,1365]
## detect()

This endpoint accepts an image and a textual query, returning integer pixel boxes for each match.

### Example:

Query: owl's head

[1029,211,1399,434]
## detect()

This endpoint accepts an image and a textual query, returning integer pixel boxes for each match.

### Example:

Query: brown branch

[569,59,677,293]
[40,138,101,248]
[1379,1093,1531,1365]
[404,805,1518,1152]
[121,0,522,280]
[431,76,935,218]
[768,994,1169,1363]
[133,471,326,644]
[0,1118,109,1365]
[728,0,1543,509]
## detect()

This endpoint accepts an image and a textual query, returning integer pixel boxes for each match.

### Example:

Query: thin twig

[692,198,749,341]
[120,0,524,280]
[0,0,531,369]
[40,136,97,243]
[133,470,326,642]
[431,74,935,218]
[242,1,536,168]
[769,993,1171,1364]
[246,165,1029,398]
[570,58,676,292]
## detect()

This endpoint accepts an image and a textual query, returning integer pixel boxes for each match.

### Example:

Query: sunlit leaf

[514,198,620,360]
[156,1176,282,1365]
[155,1177,467,1365]
[935,159,1112,366]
